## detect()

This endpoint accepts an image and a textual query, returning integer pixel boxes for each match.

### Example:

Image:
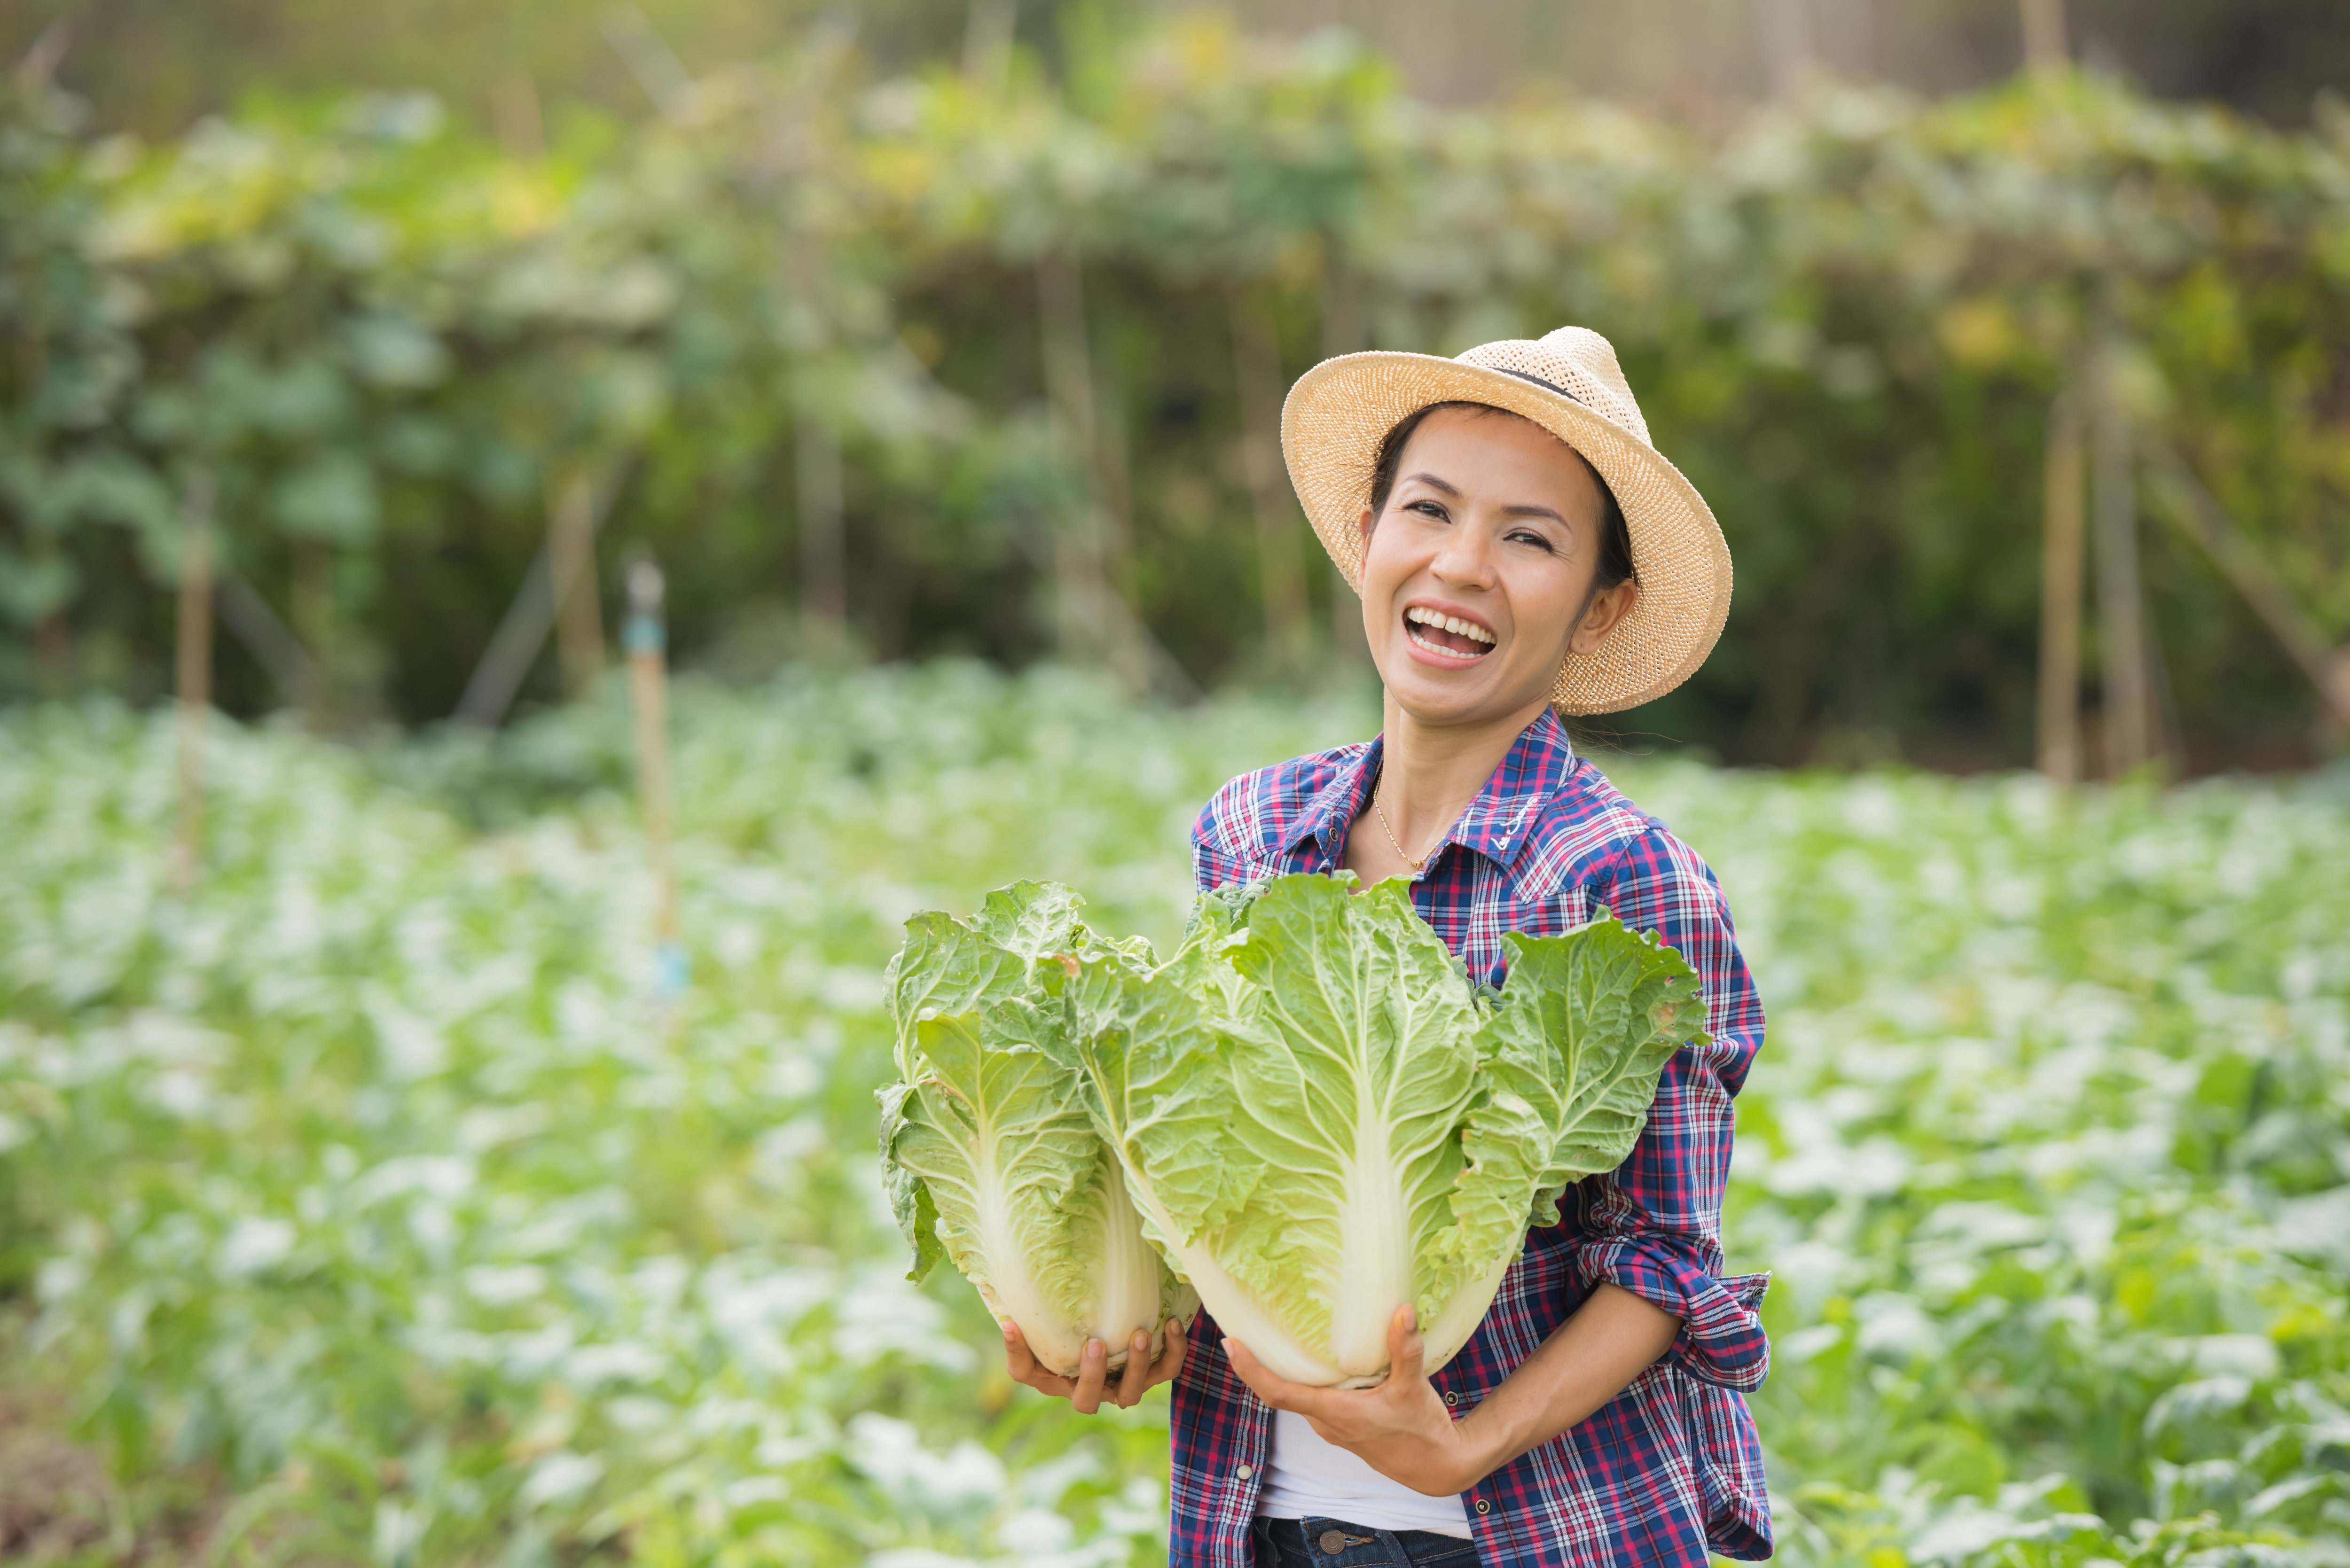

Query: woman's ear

[1569,580,1639,656]
[1354,506,1377,585]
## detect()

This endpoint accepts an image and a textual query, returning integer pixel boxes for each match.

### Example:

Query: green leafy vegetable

[879,883,1196,1379]
[1064,873,1707,1388]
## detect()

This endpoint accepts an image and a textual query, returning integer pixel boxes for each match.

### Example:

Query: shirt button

[1235,1464,1253,1481]
[1443,1391,1457,1407]
[1475,1498,1491,1515]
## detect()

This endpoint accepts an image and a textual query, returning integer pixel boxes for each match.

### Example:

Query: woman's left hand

[1222,1305,1494,1498]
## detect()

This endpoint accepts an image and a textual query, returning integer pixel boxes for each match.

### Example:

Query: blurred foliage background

[4,0,2350,767]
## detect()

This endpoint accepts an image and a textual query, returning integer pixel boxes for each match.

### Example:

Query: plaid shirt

[1171,709,1772,1568]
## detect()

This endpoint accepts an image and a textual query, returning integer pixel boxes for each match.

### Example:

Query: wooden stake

[1318,257,1367,365]
[172,474,216,894]
[33,610,69,675]
[1230,289,1308,672]
[1036,248,1103,661]
[1093,358,1139,607]
[962,0,1015,91]
[625,558,685,1000]
[1759,0,1813,98]
[454,457,632,729]
[492,73,546,160]
[797,411,846,641]
[547,463,606,700]
[290,536,333,721]
[2146,437,2350,730]
[1034,246,1146,691]
[2092,359,2156,777]
[2018,0,2068,73]
[1319,254,1372,670]
[215,569,321,708]
[2036,392,2086,783]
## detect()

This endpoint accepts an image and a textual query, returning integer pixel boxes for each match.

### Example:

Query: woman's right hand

[1002,1317,1188,1413]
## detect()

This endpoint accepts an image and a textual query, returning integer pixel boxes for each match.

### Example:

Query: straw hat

[1280,325,1731,715]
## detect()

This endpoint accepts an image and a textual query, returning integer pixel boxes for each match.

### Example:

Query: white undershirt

[1253,1410,1474,1538]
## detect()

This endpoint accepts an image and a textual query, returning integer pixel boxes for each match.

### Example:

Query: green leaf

[878,882,1195,1378]
[273,452,380,545]
[1466,917,1707,1234]
[1068,874,1683,1388]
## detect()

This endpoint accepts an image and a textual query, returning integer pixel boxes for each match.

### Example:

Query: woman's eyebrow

[1405,472,1567,524]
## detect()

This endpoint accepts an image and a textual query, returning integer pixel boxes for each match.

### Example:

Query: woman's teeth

[1404,606,1495,659]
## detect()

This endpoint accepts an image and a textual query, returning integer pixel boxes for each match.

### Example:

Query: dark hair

[1366,400,1635,592]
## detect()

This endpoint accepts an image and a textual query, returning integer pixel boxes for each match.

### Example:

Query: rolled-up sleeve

[1571,826,1770,1392]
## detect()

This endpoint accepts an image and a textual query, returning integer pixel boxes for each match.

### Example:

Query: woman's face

[1356,405,1637,728]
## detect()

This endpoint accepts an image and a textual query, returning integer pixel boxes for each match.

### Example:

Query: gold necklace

[1371,783,1447,873]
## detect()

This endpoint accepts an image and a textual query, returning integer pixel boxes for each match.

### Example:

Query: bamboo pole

[625,558,685,1001]
[547,462,606,700]
[2036,392,2086,783]
[172,473,216,894]
[290,536,333,721]
[962,0,1015,91]
[1093,359,1139,605]
[1034,246,1146,691]
[1759,0,1813,98]
[492,73,546,160]
[600,6,694,118]
[33,604,69,677]
[214,570,321,707]
[2092,360,2156,777]
[1036,248,1104,663]
[454,457,631,729]
[2018,0,2068,73]
[1229,289,1308,672]
[1319,254,1372,670]
[797,410,846,642]
[2145,437,2350,729]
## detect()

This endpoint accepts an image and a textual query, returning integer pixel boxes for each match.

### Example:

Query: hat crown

[1456,327,1650,446]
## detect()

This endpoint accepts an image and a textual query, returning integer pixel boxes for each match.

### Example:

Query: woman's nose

[1430,533,1498,589]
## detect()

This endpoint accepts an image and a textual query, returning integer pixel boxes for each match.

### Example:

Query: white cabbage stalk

[1064,874,1706,1388]
[878,885,1197,1378]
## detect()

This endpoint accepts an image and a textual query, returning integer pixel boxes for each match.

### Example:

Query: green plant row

[2,669,2345,1565]
[5,17,2350,751]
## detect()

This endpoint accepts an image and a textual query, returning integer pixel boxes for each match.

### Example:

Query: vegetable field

[2,666,2347,1567]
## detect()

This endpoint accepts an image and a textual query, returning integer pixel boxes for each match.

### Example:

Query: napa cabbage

[878,883,1198,1378]
[1060,873,1706,1388]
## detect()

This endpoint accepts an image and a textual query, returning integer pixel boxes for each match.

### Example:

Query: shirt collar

[1277,710,1578,875]
[1281,737,1381,871]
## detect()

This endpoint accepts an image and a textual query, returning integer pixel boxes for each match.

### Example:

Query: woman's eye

[1407,500,1448,521]
[1508,530,1556,552]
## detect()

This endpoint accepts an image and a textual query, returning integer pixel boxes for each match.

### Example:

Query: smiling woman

[998,328,1769,1568]
[1340,401,1644,880]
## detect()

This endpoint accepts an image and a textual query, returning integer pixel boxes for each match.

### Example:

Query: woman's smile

[1401,601,1497,663]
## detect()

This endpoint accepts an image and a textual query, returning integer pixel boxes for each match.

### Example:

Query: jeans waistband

[1251,1513,1479,1568]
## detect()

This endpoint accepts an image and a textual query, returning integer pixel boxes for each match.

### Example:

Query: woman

[1002,327,1771,1568]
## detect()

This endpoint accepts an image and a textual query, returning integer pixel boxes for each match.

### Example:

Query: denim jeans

[1251,1515,1480,1568]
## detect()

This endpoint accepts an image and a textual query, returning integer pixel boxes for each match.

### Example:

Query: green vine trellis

[5,16,2348,762]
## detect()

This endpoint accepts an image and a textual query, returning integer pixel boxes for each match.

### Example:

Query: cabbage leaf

[1064,873,1706,1388]
[877,883,1195,1378]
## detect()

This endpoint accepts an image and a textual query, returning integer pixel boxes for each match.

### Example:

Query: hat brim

[1280,351,1732,716]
